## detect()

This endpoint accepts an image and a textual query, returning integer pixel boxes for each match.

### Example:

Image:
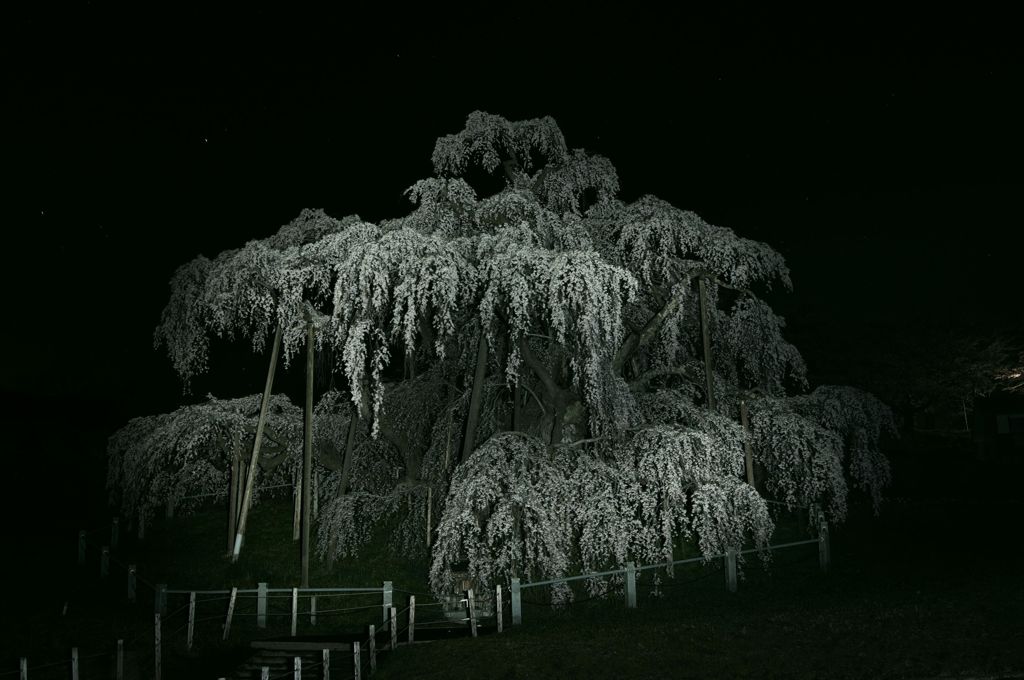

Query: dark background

[3,12,1021,537]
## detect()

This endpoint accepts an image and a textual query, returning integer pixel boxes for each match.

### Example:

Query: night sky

[3,13,1021,519]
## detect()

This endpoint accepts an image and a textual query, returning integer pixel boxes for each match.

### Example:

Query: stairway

[229,640,350,680]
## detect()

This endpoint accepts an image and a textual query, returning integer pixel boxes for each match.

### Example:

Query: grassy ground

[3,431,1022,678]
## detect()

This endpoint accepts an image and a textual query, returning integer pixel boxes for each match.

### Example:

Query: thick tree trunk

[460,331,489,464]
[232,324,282,562]
[698,277,716,412]
[301,318,314,587]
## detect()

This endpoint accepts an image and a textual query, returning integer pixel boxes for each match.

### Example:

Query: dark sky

[4,12,1022,429]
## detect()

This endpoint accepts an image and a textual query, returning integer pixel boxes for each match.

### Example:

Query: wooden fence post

[155,584,167,616]
[368,625,377,674]
[261,667,269,680]
[116,639,123,680]
[257,582,267,628]
[511,578,522,626]
[291,587,298,637]
[310,595,317,626]
[19,657,27,680]
[127,565,136,604]
[625,562,637,609]
[496,584,503,633]
[352,641,361,680]
[819,522,831,573]
[382,581,392,630]
[71,647,78,680]
[293,656,301,680]
[154,613,162,680]
[407,595,416,644]
[187,592,197,649]
[78,530,86,566]
[467,589,478,637]
[322,648,330,680]
[111,517,119,550]
[101,546,109,578]
[389,607,397,650]
[725,547,738,593]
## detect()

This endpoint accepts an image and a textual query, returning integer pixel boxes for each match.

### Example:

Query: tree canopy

[138,111,895,599]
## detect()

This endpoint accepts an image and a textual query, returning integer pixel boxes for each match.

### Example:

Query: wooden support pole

[292,475,302,542]
[698,276,716,412]
[496,584,503,633]
[257,582,267,628]
[187,592,196,649]
[127,565,136,603]
[291,587,298,637]
[740,399,755,486]
[223,587,237,640]
[407,596,415,644]
[352,641,361,680]
[425,486,432,547]
[725,547,738,593]
[71,647,78,680]
[467,589,477,638]
[116,639,123,680]
[368,625,377,674]
[460,332,489,464]
[233,324,282,562]
[625,562,637,609]
[312,468,319,520]
[100,546,109,577]
[389,607,397,650]
[78,530,86,566]
[322,648,330,680]
[111,517,119,550]
[227,453,239,554]
[154,613,162,680]
[511,578,522,625]
[302,315,314,588]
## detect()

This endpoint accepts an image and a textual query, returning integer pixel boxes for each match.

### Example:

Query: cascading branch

[140,111,895,601]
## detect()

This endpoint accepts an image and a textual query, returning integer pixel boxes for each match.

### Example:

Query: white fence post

[291,587,298,637]
[293,655,301,680]
[725,547,738,593]
[382,581,393,630]
[389,607,397,650]
[71,648,79,680]
[408,596,415,644]
[322,648,330,680]
[19,657,27,680]
[352,641,361,680]
[187,592,196,649]
[625,562,637,608]
[511,578,522,626]
[261,667,269,680]
[496,584,503,633]
[257,582,268,628]
[467,588,478,637]
[223,587,238,640]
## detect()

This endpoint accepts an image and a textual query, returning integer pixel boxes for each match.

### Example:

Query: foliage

[147,112,895,601]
